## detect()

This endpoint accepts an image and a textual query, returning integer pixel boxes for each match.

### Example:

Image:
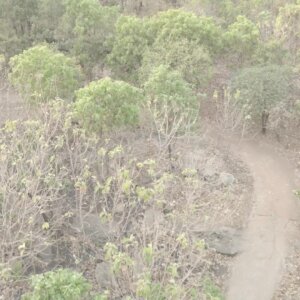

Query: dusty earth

[209,130,300,300]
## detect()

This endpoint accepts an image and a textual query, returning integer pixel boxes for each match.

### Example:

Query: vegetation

[75,77,142,133]
[0,0,299,298]
[22,269,91,300]
[60,0,119,76]
[231,65,294,133]
[144,65,198,143]
[9,45,82,104]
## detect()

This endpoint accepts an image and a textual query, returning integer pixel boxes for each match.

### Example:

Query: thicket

[0,0,299,298]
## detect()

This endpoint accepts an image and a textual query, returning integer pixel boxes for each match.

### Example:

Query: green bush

[60,0,119,75]
[275,3,300,57]
[224,15,260,64]
[22,269,91,300]
[108,15,150,82]
[231,65,293,131]
[146,9,223,55]
[140,38,213,89]
[144,65,198,139]
[75,77,143,133]
[9,45,82,105]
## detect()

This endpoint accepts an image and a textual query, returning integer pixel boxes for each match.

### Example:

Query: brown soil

[222,136,299,300]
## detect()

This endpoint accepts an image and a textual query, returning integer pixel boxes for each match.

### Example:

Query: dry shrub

[0,101,225,299]
[214,87,253,137]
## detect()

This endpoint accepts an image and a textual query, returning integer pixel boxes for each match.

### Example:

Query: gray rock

[219,172,235,186]
[206,226,243,256]
[72,212,117,244]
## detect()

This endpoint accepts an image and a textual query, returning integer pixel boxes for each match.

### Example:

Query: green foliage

[144,65,198,137]
[0,0,39,57]
[144,65,197,111]
[9,45,82,104]
[231,65,293,120]
[32,0,66,44]
[22,269,91,300]
[253,39,287,65]
[108,15,150,82]
[140,38,213,89]
[224,15,260,64]
[75,77,142,133]
[108,9,222,82]
[61,0,119,74]
[275,4,300,56]
[0,0,65,58]
[203,277,224,300]
[147,9,223,55]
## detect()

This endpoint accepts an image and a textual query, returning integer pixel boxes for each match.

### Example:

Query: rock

[219,172,235,186]
[72,212,117,245]
[95,262,117,289]
[206,226,242,256]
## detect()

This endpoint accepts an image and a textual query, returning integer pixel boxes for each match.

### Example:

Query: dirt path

[225,138,299,300]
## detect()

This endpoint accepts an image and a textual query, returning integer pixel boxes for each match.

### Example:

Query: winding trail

[226,139,299,300]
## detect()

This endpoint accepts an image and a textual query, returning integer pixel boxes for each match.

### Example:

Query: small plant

[22,269,91,300]
[75,77,143,133]
[203,277,224,300]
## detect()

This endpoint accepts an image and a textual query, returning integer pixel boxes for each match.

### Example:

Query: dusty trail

[226,139,298,300]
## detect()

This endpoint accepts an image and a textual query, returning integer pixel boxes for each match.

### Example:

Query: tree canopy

[9,45,83,104]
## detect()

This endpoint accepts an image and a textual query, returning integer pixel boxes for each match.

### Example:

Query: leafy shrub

[108,15,150,82]
[275,3,300,57]
[61,0,119,75]
[22,269,91,300]
[144,65,198,144]
[75,77,143,133]
[140,38,213,89]
[108,9,222,82]
[231,65,293,131]
[9,45,82,104]
[146,9,223,55]
[0,100,226,299]
[203,277,224,300]
[224,15,260,64]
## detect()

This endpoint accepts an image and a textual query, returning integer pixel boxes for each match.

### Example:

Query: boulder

[219,172,235,186]
[205,226,243,256]
[72,212,117,245]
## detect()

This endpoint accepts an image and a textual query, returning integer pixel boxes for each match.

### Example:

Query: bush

[108,15,150,82]
[146,9,223,55]
[275,3,300,58]
[22,269,91,300]
[224,15,260,65]
[140,38,213,89]
[75,77,143,133]
[60,0,120,75]
[0,100,228,299]
[230,65,293,132]
[9,45,82,104]
[144,65,198,145]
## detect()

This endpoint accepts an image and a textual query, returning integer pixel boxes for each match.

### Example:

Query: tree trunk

[261,110,269,134]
